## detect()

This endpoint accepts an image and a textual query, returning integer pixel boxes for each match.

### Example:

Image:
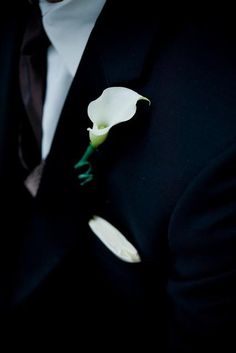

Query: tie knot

[21,6,49,55]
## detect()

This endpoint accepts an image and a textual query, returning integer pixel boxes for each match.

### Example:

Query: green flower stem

[74,144,95,169]
[74,144,96,186]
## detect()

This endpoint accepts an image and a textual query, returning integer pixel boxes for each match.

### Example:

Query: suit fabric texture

[0,2,236,351]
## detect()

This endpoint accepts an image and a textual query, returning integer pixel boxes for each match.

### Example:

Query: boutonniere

[74,86,150,185]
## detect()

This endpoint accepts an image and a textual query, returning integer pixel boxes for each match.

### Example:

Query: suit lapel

[0,5,33,308]
[0,8,28,178]
[38,0,161,195]
[11,1,162,305]
[91,0,161,86]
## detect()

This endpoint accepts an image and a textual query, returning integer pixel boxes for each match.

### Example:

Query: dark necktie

[19,5,49,196]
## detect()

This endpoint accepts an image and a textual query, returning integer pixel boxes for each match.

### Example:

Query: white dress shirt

[39,0,106,159]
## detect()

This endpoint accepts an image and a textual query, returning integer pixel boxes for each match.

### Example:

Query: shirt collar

[39,0,106,76]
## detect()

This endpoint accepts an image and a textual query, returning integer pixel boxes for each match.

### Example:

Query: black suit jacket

[1,2,236,352]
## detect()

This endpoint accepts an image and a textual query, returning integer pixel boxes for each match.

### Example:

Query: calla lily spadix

[74,87,151,185]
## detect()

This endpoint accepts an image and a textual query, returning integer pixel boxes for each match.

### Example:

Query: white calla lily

[74,87,151,185]
[88,86,150,148]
